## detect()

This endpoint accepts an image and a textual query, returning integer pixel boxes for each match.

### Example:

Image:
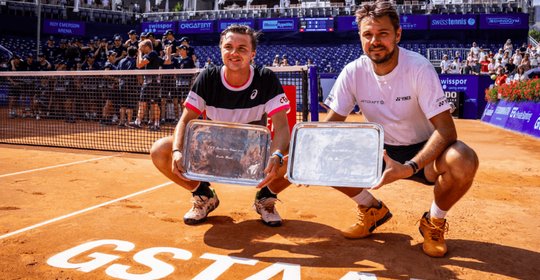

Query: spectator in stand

[480,56,490,75]
[163,29,180,54]
[111,36,127,64]
[449,57,461,74]
[94,38,109,64]
[140,32,148,41]
[520,53,531,72]
[117,47,138,127]
[44,36,57,61]
[81,53,100,120]
[495,66,508,86]
[65,39,82,69]
[37,53,53,71]
[440,54,452,74]
[56,39,68,62]
[505,59,516,76]
[470,42,479,57]
[511,51,522,66]
[488,58,496,76]
[125,30,139,49]
[530,53,538,69]
[478,48,487,62]
[206,57,216,68]
[179,37,195,62]
[494,48,504,61]
[272,55,280,67]
[503,39,513,55]
[281,57,289,66]
[147,32,164,57]
[306,58,314,66]
[512,66,526,82]
[518,43,527,56]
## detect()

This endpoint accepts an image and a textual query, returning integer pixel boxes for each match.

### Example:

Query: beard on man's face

[367,44,396,65]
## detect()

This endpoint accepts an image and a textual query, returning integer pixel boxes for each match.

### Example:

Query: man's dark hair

[355,0,400,32]
[219,25,260,50]
[127,47,137,57]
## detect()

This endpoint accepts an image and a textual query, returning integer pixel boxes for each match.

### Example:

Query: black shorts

[118,78,139,108]
[139,82,160,103]
[384,141,435,185]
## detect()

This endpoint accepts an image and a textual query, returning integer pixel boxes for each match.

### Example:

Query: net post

[308,66,319,122]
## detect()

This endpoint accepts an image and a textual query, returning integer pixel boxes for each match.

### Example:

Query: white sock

[430,201,447,219]
[352,190,377,207]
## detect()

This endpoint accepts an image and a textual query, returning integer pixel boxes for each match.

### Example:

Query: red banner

[267,85,297,138]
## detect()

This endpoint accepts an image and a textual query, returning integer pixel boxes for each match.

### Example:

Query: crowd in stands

[439,39,540,84]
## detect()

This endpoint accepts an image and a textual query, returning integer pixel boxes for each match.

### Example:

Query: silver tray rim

[286,121,384,188]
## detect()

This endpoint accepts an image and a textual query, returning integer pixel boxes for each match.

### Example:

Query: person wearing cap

[117,47,139,128]
[99,51,119,125]
[163,29,180,55]
[140,32,148,41]
[44,37,57,61]
[80,53,101,121]
[132,39,164,130]
[51,60,75,122]
[146,32,164,57]
[173,44,195,120]
[124,30,139,49]
[179,36,195,63]
[94,38,109,64]
[112,35,127,64]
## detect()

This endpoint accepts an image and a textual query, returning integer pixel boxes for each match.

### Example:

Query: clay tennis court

[1,115,539,279]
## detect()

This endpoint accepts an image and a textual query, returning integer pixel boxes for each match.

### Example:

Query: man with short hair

[124,29,139,49]
[324,1,478,257]
[150,25,291,227]
[132,39,163,130]
[117,47,138,127]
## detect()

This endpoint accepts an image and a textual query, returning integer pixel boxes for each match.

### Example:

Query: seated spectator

[503,39,513,55]
[487,57,496,76]
[494,66,508,86]
[512,66,526,82]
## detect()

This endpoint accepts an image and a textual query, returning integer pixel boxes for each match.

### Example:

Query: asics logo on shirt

[250,89,258,99]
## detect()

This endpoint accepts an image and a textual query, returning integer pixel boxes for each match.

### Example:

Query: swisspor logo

[250,89,258,99]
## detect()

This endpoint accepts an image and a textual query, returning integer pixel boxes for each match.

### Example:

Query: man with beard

[323,1,478,257]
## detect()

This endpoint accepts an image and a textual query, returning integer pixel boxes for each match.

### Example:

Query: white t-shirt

[325,47,451,146]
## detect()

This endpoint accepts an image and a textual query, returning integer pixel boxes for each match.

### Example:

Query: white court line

[0,182,173,240]
[0,154,120,178]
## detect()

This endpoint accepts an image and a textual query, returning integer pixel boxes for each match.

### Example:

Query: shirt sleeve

[184,68,208,115]
[264,69,290,117]
[416,63,452,119]
[324,64,356,116]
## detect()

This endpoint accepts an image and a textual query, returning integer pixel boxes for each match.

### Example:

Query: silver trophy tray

[182,120,271,186]
[287,122,384,188]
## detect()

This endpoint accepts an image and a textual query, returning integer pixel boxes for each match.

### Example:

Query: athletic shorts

[139,82,160,103]
[383,141,435,185]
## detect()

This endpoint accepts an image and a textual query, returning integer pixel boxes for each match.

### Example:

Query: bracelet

[172,149,181,154]
[271,151,284,166]
[404,160,419,174]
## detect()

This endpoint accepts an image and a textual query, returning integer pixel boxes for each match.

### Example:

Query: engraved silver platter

[182,120,271,185]
[287,122,384,188]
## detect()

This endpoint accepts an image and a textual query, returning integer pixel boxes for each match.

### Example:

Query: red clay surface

[0,116,539,280]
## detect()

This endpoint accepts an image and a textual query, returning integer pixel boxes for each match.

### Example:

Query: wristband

[172,149,181,154]
[404,160,419,174]
[271,151,284,166]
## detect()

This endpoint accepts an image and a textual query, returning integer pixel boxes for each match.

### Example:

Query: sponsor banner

[141,21,176,35]
[43,19,85,36]
[505,101,537,132]
[217,19,255,32]
[259,18,298,32]
[481,102,498,123]
[444,91,463,118]
[178,20,215,34]
[400,14,429,30]
[490,100,515,127]
[479,13,529,29]
[439,74,493,119]
[430,14,477,30]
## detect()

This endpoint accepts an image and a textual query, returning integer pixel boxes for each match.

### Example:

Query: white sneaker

[253,197,282,227]
[183,190,219,225]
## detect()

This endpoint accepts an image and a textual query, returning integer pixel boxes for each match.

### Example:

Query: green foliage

[173,2,183,12]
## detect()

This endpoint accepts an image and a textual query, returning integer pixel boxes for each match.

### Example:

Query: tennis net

[0,66,312,153]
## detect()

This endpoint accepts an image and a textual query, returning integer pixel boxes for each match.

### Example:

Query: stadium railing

[0,66,316,153]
